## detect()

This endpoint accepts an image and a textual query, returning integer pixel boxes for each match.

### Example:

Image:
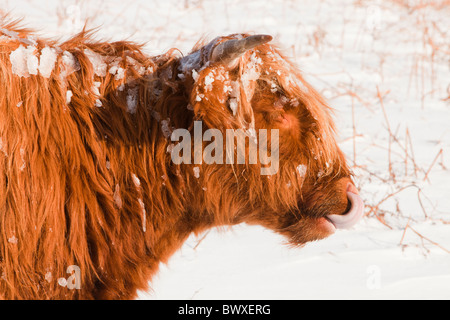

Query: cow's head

[173,34,364,245]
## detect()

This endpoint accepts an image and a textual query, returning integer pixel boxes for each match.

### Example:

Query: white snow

[241,53,261,101]
[61,50,80,77]
[131,173,141,188]
[93,81,101,94]
[223,85,232,94]
[5,0,450,300]
[10,45,61,78]
[26,50,39,75]
[84,49,107,77]
[126,87,139,114]
[109,59,126,81]
[66,90,73,104]
[44,272,52,283]
[129,172,146,232]
[92,82,102,107]
[7,235,18,244]
[19,147,26,171]
[228,80,240,115]
[228,99,238,116]
[10,45,38,77]
[290,98,299,107]
[193,166,200,179]
[166,143,175,154]
[38,46,57,78]
[57,277,67,287]
[270,82,277,93]
[296,164,307,178]
[108,57,123,79]
[195,93,204,102]
[204,72,215,91]
[191,69,199,82]
[115,67,125,80]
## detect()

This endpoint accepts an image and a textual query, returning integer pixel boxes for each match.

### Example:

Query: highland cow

[0,20,364,299]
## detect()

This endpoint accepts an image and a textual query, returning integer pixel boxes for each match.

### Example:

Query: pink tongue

[326,192,365,229]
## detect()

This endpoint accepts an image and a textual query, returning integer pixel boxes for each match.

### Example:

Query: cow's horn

[211,34,273,66]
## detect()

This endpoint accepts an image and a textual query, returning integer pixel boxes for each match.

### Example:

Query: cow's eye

[257,78,282,94]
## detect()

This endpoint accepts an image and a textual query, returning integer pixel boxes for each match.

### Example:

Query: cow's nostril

[343,183,359,215]
[344,197,352,214]
[326,191,365,229]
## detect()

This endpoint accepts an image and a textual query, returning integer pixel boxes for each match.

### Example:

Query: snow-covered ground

[2,0,449,299]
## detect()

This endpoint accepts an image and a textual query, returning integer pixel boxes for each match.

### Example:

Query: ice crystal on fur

[38,46,57,78]
[10,45,38,77]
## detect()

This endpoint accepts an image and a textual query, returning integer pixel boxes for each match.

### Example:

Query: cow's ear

[210,34,273,70]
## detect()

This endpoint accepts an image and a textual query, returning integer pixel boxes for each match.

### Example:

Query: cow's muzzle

[326,183,365,229]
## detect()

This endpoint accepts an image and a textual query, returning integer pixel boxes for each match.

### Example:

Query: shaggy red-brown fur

[0,19,354,299]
